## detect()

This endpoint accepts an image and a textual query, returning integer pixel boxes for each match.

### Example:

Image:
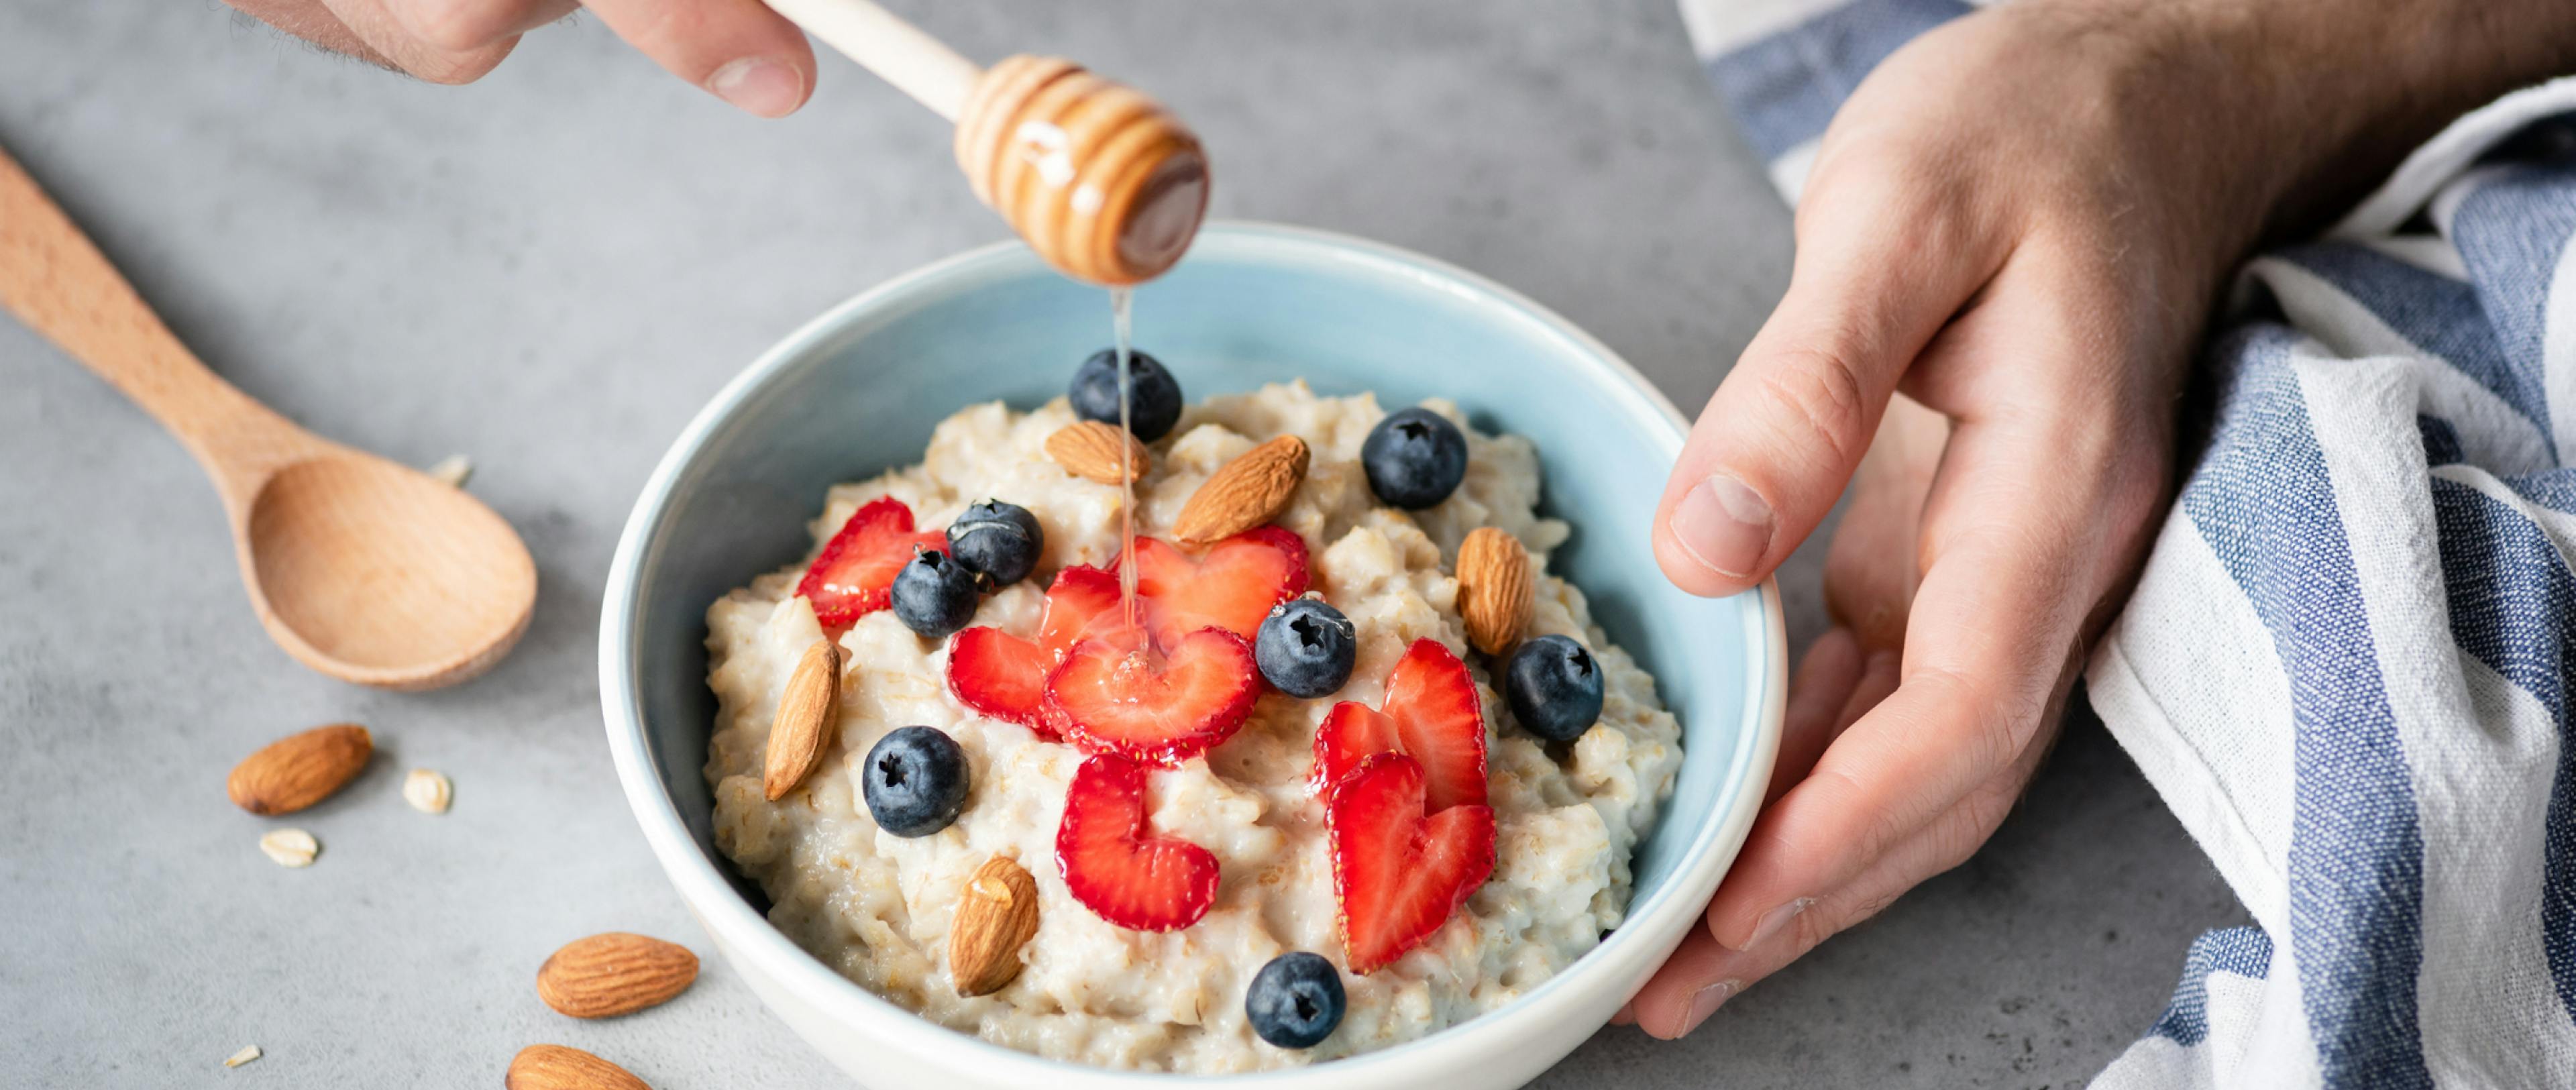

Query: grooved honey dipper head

[955,55,1210,286]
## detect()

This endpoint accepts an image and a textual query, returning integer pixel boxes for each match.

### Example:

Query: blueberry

[861,726,970,836]
[890,549,982,639]
[1255,599,1355,699]
[1360,407,1468,509]
[1504,635,1605,742]
[1245,952,1345,1049]
[1069,348,1183,443]
[947,500,1043,587]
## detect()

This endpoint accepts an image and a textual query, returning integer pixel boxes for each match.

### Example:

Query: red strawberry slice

[1328,752,1497,973]
[1046,626,1259,763]
[797,496,947,627]
[1116,527,1309,648]
[1057,754,1221,931]
[1316,703,1400,785]
[946,566,1122,733]
[1311,639,1489,811]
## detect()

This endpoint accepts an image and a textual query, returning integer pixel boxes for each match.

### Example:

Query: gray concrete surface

[0,1,2247,1086]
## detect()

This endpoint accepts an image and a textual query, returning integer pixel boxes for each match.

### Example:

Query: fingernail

[1733,896,1815,952]
[708,57,804,118]
[1669,474,1773,579]
[1678,979,1742,1035]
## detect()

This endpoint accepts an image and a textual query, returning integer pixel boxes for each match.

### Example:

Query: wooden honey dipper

[764,0,1211,286]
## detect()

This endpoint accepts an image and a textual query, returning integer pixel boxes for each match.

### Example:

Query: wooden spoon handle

[760,0,983,121]
[0,146,299,491]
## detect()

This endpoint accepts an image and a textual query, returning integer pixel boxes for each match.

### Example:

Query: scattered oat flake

[258,828,318,868]
[402,768,452,814]
[223,1044,262,1069]
[426,454,473,488]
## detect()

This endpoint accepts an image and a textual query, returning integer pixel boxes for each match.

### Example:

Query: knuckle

[1927,785,2021,875]
[405,40,515,84]
[1755,345,1874,468]
[1787,900,1842,953]
[1837,885,1905,930]
[1915,663,2037,777]
[1811,762,1908,869]
[1801,144,1941,226]
[1803,156,1984,272]
[403,0,497,50]
[1957,782,2021,850]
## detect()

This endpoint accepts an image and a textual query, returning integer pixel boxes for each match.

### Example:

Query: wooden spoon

[0,147,537,690]
[763,0,1211,286]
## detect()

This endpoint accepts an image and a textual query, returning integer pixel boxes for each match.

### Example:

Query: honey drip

[1110,286,1140,637]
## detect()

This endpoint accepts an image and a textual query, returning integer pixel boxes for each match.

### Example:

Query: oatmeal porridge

[704,379,1680,1072]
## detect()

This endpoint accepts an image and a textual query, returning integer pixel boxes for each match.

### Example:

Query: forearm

[2188,0,2576,237]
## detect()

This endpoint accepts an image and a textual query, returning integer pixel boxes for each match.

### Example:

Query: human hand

[225,0,814,116]
[1623,0,2573,1037]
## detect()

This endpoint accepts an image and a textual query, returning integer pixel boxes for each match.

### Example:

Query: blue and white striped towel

[1680,0,2576,1085]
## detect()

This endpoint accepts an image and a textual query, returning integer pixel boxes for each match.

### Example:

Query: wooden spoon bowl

[0,146,537,690]
[243,451,535,687]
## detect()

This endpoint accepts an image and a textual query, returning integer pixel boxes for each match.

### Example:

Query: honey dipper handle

[761,0,983,121]
[0,145,300,494]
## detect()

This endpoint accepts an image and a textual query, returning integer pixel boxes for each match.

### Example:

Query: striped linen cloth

[1680,0,2576,1085]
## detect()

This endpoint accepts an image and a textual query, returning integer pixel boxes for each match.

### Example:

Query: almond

[226,724,372,816]
[763,639,843,801]
[535,933,699,1019]
[1045,421,1150,485]
[506,1044,650,1090]
[1173,435,1309,543]
[948,855,1041,997]
[1456,527,1535,655]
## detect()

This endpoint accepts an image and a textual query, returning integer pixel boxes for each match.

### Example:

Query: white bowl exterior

[602,223,1787,1089]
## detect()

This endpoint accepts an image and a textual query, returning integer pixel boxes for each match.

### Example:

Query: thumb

[1654,186,1996,596]
[579,0,818,118]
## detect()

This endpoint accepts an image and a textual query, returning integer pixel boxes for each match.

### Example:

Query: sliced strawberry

[1057,754,1221,931]
[947,566,1122,732]
[1311,639,1489,811]
[798,496,947,627]
[1328,752,1497,973]
[1315,702,1401,787]
[1046,626,1259,763]
[1116,527,1309,648]
[1036,565,1124,645]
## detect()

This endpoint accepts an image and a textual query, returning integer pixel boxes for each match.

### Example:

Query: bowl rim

[600,221,1787,1085]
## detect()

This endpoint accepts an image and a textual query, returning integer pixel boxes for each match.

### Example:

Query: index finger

[1701,411,2103,950]
[1651,166,2005,599]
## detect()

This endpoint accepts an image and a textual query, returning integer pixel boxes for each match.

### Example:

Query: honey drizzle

[1110,286,1140,636]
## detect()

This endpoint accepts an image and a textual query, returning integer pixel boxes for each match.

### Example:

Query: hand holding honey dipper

[225,0,1208,285]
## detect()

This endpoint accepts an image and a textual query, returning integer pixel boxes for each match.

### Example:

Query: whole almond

[226,724,372,816]
[506,1044,649,1090]
[1045,421,1150,485]
[535,933,700,1019]
[1456,527,1536,655]
[948,855,1042,997]
[763,639,843,801]
[1173,435,1309,543]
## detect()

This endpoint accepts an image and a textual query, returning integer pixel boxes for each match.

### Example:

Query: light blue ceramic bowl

[601,223,1785,1089]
